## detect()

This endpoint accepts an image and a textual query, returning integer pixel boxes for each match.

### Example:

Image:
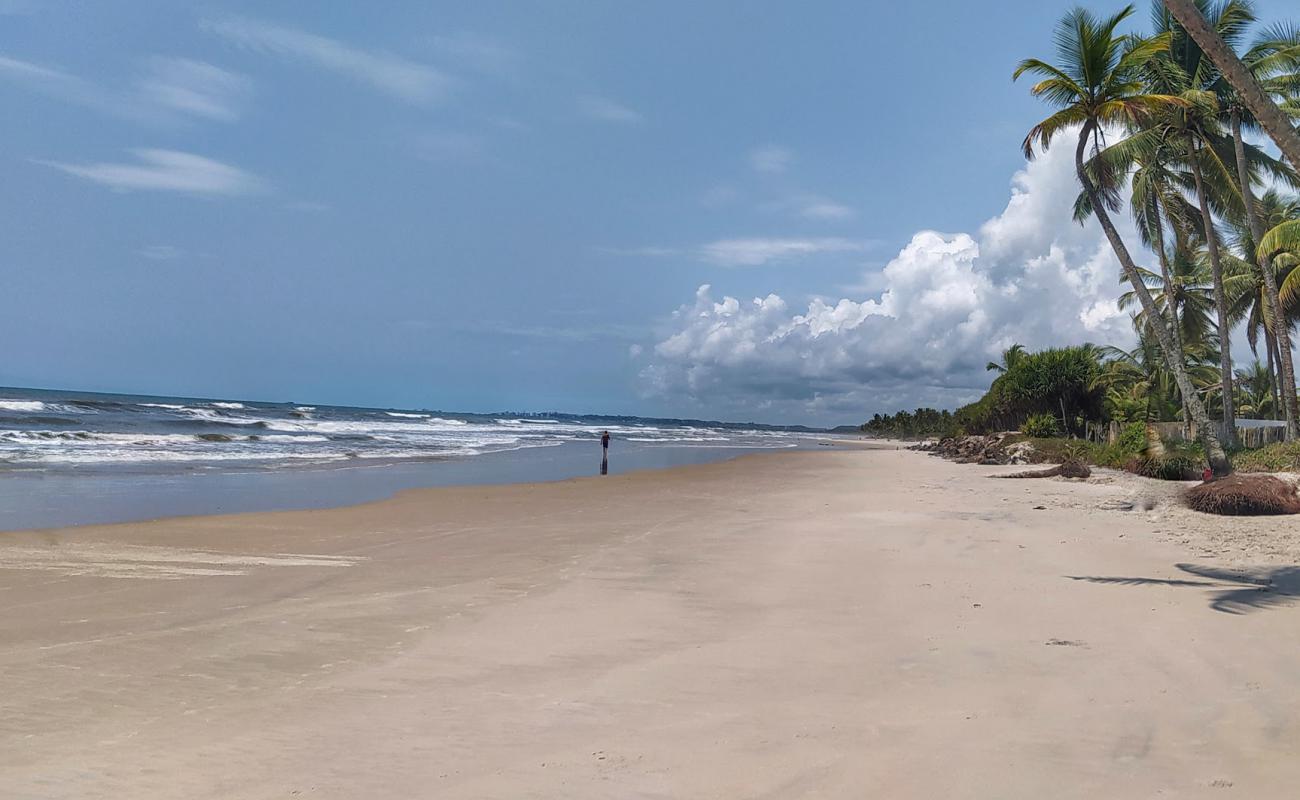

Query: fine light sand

[2,443,1300,798]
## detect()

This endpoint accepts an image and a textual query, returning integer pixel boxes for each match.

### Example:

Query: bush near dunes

[1233,442,1300,473]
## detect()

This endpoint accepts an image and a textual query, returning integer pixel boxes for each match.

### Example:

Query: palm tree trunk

[1268,330,1282,418]
[1231,107,1299,439]
[1151,209,1193,430]
[1188,136,1237,447]
[1077,124,1231,475]
[1164,0,1300,169]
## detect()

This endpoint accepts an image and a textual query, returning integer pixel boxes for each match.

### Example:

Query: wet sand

[2,444,1299,798]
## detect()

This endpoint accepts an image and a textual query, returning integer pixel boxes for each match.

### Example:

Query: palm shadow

[1067,564,1300,614]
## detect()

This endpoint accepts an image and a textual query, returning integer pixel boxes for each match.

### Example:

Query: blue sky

[1,1,1294,425]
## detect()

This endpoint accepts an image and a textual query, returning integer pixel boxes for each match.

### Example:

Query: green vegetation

[861,2,1300,475]
[860,408,956,439]
[1021,413,1061,438]
[1234,440,1300,470]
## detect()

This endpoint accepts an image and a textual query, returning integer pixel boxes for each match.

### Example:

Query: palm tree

[1015,5,1231,474]
[986,343,1027,373]
[1149,1,1252,445]
[1163,0,1300,168]
[1216,14,1300,437]
[1234,359,1277,417]
[1118,243,1216,348]
[1224,191,1300,412]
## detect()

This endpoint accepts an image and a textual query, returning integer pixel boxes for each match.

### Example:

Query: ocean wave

[210,402,246,410]
[182,408,263,426]
[0,400,49,412]
[141,402,187,410]
[385,412,428,419]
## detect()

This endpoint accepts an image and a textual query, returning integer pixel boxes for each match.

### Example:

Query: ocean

[0,387,835,530]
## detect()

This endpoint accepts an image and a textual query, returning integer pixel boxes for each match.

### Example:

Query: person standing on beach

[600,430,610,475]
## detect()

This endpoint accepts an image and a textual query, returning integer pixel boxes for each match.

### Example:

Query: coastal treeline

[861,1,1300,473]
[1010,0,1300,475]
[861,408,956,438]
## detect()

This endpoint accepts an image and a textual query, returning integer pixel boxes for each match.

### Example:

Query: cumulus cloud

[204,16,453,104]
[578,95,643,124]
[40,148,266,196]
[639,139,1138,423]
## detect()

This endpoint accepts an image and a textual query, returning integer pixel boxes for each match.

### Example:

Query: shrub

[1116,421,1148,455]
[1021,413,1060,438]
[1233,442,1300,473]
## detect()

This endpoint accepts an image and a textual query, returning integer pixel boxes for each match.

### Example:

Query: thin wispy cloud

[40,149,265,196]
[204,16,454,105]
[762,194,856,221]
[138,57,251,122]
[799,198,854,220]
[0,53,109,111]
[749,145,792,173]
[597,237,868,267]
[430,32,520,77]
[0,52,251,123]
[578,95,643,124]
[137,244,184,261]
[699,237,866,267]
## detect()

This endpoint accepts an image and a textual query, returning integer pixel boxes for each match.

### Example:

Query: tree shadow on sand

[1067,564,1300,615]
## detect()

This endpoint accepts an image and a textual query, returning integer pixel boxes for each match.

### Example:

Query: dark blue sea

[0,387,836,530]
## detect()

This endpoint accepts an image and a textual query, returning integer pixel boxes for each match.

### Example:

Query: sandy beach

[3,443,1300,798]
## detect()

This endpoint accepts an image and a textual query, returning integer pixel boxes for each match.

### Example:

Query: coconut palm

[1148,1,1254,444]
[1214,13,1300,436]
[1118,243,1216,348]
[1015,4,1231,474]
[1235,360,1278,417]
[1162,0,1300,168]
[1224,191,1300,411]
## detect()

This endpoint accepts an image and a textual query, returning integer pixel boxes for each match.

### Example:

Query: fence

[1086,420,1288,448]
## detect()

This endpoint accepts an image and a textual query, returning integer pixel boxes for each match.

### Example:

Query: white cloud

[799,198,854,220]
[699,237,867,267]
[137,244,184,260]
[0,53,110,111]
[578,95,643,124]
[137,57,251,122]
[0,53,252,123]
[430,32,520,76]
[40,149,265,196]
[204,16,453,104]
[749,145,792,173]
[639,139,1138,423]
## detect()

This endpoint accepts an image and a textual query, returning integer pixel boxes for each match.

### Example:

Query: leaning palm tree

[1015,4,1231,474]
[1163,0,1300,168]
